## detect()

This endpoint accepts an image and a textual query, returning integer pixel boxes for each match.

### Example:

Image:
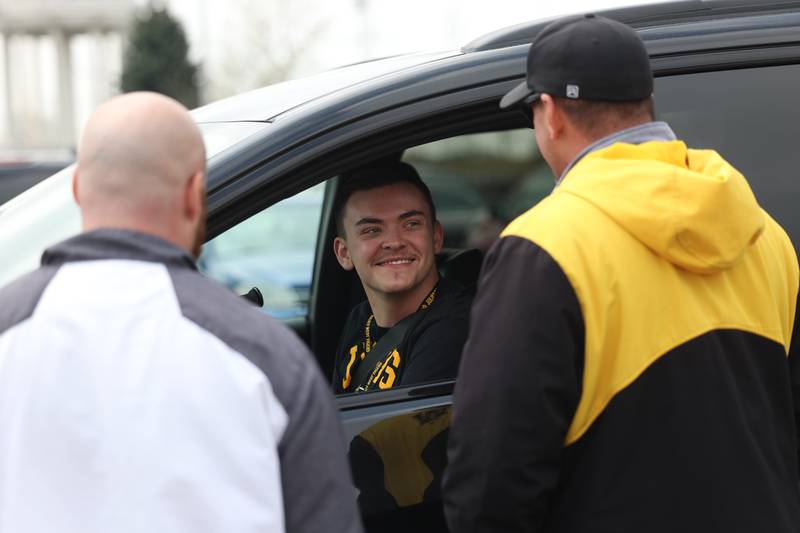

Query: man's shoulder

[761,209,799,264]
[395,279,472,385]
[167,266,316,384]
[346,298,372,321]
[0,265,60,335]
[405,279,472,342]
[502,190,595,244]
[500,186,630,280]
[340,299,372,338]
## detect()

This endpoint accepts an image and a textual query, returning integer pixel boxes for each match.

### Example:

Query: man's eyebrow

[399,210,425,220]
[355,217,384,226]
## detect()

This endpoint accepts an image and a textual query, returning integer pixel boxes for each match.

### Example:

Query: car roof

[190,51,458,124]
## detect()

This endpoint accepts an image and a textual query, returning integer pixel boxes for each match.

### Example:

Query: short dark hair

[552,96,655,138]
[334,161,437,237]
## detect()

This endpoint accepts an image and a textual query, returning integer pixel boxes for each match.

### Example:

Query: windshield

[0,121,269,287]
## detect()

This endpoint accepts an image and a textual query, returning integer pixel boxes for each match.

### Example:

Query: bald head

[74,92,207,256]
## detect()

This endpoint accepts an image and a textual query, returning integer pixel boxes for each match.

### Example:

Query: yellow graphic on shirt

[342,344,402,392]
[342,346,358,390]
[343,287,435,392]
[342,342,370,391]
[372,349,400,390]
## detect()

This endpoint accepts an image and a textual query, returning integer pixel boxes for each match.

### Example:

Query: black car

[2,1,800,530]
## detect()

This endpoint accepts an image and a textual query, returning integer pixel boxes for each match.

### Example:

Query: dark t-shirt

[332,278,473,394]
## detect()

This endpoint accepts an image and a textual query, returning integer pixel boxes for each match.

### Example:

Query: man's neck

[82,216,192,256]
[367,274,439,328]
[556,120,669,185]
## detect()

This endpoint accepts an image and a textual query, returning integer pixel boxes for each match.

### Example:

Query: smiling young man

[331,162,473,394]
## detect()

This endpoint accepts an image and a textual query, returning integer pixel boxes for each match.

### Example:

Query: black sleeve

[789,288,800,477]
[279,352,364,533]
[400,297,471,386]
[442,236,584,533]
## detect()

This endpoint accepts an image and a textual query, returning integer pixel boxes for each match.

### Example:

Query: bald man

[0,92,363,533]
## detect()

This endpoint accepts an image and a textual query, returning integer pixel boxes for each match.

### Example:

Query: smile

[376,258,415,266]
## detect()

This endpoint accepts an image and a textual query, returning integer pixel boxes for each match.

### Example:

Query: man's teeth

[383,259,413,265]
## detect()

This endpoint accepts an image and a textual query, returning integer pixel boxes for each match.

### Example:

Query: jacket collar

[42,229,197,271]
[556,121,677,186]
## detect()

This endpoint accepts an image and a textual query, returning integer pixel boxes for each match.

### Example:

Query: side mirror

[241,287,264,307]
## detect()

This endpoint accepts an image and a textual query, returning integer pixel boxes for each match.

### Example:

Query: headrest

[436,248,483,289]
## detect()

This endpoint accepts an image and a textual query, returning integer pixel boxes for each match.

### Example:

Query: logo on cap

[566,84,580,99]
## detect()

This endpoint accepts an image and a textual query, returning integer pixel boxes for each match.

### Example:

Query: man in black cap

[444,14,800,533]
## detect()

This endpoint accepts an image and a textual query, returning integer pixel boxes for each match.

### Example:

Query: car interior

[201,102,545,383]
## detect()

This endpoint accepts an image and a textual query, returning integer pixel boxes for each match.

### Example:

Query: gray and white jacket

[0,229,362,533]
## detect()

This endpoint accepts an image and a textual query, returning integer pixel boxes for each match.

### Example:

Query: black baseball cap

[499,14,653,109]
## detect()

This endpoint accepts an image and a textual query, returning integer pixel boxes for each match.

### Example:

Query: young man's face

[334,181,443,299]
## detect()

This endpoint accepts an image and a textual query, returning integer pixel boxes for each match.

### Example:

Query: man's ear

[541,94,564,142]
[333,236,354,270]
[71,168,80,206]
[433,220,444,254]
[183,170,204,221]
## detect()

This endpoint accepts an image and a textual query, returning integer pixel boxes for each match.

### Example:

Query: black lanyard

[354,285,438,391]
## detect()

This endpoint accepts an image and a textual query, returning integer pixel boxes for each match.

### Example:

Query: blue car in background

[198,184,323,319]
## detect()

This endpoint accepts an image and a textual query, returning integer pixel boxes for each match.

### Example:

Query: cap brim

[499,81,536,109]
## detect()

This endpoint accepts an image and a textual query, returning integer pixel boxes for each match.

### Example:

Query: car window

[198,183,325,319]
[403,129,552,253]
[329,129,548,395]
[655,64,800,247]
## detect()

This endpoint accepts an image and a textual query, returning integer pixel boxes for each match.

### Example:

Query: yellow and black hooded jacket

[444,140,800,533]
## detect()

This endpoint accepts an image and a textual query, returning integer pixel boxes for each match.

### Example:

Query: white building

[0,0,133,153]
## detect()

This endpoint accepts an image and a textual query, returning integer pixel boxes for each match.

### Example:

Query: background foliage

[120,8,200,108]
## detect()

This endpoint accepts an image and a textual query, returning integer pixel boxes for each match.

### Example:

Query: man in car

[444,14,800,533]
[331,162,472,394]
[0,92,362,533]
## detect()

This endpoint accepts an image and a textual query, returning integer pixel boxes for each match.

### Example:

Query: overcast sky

[165,0,666,85]
[0,0,666,150]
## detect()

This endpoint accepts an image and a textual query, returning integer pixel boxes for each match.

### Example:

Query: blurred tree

[120,7,200,108]
[206,0,327,101]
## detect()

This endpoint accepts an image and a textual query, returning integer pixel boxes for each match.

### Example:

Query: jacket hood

[559,141,764,274]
